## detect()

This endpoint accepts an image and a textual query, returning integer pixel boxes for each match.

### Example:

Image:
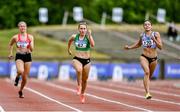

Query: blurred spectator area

[167,22,180,42]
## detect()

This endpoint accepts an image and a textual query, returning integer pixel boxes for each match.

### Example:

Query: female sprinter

[124,20,163,99]
[8,21,34,98]
[68,22,95,103]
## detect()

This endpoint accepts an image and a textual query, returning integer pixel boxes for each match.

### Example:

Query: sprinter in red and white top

[8,21,34,98]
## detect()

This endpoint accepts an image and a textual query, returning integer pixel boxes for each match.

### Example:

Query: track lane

[51,80,180,111]
[89,81,180,103]
[2,78,79,111]
[1,78,180,111]
[30,79,147,111]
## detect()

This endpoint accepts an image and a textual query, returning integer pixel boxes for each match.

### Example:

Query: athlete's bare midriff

[75,51,90,59]
[16,48,30,53]
[142,48,157,58]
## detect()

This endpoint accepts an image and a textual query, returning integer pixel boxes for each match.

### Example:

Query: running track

[0,78,180,112]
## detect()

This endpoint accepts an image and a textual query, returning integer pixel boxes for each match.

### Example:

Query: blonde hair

[18,21,27,27]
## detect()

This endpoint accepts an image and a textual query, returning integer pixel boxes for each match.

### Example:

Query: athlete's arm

[29,35,34,52]
[68,34,75,55]
[8,36,16,59]
[124,38,142,50]
[87,29,95,47]
[152,32,163,50]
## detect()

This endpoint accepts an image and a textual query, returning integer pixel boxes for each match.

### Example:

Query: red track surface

[0,78,180,111]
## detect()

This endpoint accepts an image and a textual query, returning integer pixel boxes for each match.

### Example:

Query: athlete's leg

[140,56,150,94]
[80,63,90,103]
[81,63,91,94]
[15,60,24,86]
[18,62,31,98]
[149,60,157,79]
[72,59,83,94]
[19,62,31,92]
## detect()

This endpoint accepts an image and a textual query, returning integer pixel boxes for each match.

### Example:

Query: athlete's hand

[151,36,156,42]
[124,45,130,50]
[8,54,14,60]
[68,50,72,55]
[87,29,92,37]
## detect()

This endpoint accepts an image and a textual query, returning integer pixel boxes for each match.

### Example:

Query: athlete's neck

[79,34,85,39]
[20,33,27,38]
[145,30,152,36]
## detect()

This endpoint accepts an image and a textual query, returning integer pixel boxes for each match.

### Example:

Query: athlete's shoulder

[140,32,144,37]
[27,34,33,37]
[153,31,160,37]
[12,34,19,40]
[13,34,18,37]
[71,33,78,38]
[27,34,34,41]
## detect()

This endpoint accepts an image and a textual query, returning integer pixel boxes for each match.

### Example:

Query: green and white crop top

[74,34,90,51]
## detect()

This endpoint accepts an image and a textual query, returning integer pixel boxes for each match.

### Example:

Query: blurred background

[0,0,180,81]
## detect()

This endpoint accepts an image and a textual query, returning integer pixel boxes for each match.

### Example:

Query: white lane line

[88,84,180,106]
[174,83,180,88]
[0,106,5,112]
[25,88,82,112]
[41,81,153,112]
[61,80,180,105]
[5,78,82,112]
[92,81,180,97]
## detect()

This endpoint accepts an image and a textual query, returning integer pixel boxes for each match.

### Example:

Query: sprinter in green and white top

[74,33,90,51]
[68,22,95,103]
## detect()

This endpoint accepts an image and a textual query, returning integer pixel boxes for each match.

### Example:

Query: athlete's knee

[82,75,88,81]
[144,71,150,76]
[17,69,24,75]
[76,68,82,74]
[82,79,87,84]
[22,74,28,80]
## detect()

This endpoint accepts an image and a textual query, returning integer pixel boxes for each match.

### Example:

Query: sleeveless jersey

[16,34,31,49]
[74,34,90,51]
[141,32,156,48]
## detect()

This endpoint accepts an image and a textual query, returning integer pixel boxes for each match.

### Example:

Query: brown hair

[78,21,87,29]
[143,20,152,25]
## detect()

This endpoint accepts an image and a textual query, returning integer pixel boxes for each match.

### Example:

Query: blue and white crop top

[141,32,156,48]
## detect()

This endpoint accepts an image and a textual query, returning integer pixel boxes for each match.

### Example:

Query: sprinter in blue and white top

[142,32,157,49]
[124,20,163,100]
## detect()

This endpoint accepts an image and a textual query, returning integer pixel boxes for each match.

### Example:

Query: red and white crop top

[16,34,31,49]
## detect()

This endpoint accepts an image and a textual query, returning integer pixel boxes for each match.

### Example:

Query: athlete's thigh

[149,60,157,75]
[140,56,150,73]
[72,59,83,71]
[83,63,91,77]
[16,60,24,72]
[24,62,32,75]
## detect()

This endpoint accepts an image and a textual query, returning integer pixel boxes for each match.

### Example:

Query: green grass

[0,26,109,61]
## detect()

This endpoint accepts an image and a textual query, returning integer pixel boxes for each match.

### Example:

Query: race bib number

[142,39,154,48]
[75,41,87,48]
